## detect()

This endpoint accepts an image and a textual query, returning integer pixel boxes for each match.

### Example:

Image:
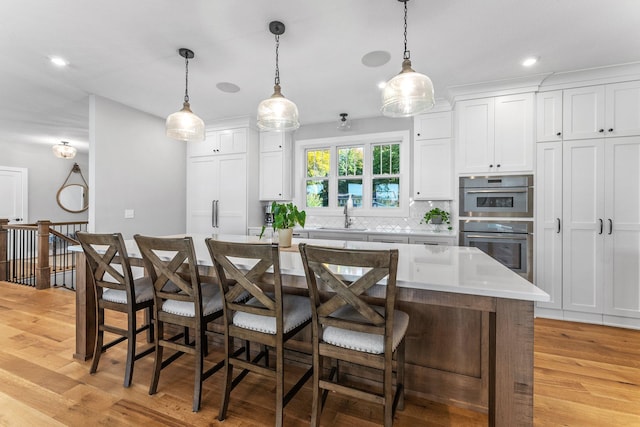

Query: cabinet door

[456,98,494,174]
[605,81,640,138]
[563,86,606,140]
[536,91,563,142]
[217,128,247,154]
[186,154,247,235]
[260,150,287,200]
[494,93,534,172]
[562,139,605,314]
[604,136,640,318]
[367,235,409,244]
[414,111,451,140]
[217,154,247,234]
[535,142,563,309]
[408,235,454,246]
[413,139,452,200]
[260,132,287,152]
[186,156,219,233]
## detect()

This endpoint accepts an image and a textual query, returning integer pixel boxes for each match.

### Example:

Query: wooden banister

[0,219,8,281]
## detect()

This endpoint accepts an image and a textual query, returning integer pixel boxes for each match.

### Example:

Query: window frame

[295,131,410,217]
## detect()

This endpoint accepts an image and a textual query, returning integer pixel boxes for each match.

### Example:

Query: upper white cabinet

[413,139,452,200]
[413,111,453,200]
[188,128,247,157]
[456,93,534,174]
[563,81,640,140]
[414,111,452,140]
[536,91,563,142]
[259,132,293,201]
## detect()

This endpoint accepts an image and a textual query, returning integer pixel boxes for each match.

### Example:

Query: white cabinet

[186,124,260,235]
[604,137,640,319]
[535,142,563,309]
[536,91,563,142]
[307,231,368,241]
[413,139,453,200]
[563,81,640,140]
[414,111,451,140]
[188,128,247,157]
[413,111,453,200]
[536,136,640,324]
[456,93,534,174]
[259,132,293,201]
[562,139,605,315]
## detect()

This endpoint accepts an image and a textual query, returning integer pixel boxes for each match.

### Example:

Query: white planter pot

[277,228,293,248]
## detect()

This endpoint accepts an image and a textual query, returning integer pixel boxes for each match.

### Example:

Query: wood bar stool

[298,243,408,427]
[206,239,313,427]
[76,231,154,388]
[134,234,226,412]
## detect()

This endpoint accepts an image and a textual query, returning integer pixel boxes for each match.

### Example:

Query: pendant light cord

[184,55,190,103]
[274,34,280,86]
[403,1,410,60]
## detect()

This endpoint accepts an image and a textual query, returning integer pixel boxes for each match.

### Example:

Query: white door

[216,154,247,234]
[456,98,494,174]
[260,150,285,201]
[186,156,218,234]
[494,93,534,172]
[535,142,563,309]
[0,166,28,224]
[536,91,563,142]
[413,138,452,200]
[604,136,640,318]
[562,139,605,314]
[605,81,640,138]
[563,86,606,140]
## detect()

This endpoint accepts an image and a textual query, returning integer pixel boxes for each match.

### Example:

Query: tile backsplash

[304,200,455,232]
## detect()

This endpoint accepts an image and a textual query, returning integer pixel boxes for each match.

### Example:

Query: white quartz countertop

[71,234,548,303]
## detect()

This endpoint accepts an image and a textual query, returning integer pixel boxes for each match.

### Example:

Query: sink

[316,227,368,232]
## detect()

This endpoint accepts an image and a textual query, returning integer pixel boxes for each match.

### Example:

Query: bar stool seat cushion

[162,282,223,317]
[323,306,410,354]
[233,294,311,335]
[102,276,155,304]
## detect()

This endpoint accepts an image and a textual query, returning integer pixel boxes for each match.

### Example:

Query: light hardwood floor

[0,281,638,426]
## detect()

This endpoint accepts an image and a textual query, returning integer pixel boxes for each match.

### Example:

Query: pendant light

[257,21,300,132]
[52,141,77,159]
[381,0,435,117]
[166,48,205,142]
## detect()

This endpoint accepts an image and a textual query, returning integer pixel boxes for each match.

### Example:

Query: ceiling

[2,0,639,152]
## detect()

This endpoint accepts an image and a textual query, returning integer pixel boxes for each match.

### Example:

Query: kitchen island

[71,235,548,426]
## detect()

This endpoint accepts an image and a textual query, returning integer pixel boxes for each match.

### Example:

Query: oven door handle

[465,189,528,194]
[466,234,528,240]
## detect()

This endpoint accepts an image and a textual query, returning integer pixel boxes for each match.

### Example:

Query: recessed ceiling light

[361,51,391,67]
[216,82,241,93]
[377,81,387,89]
[522,57,538,67]
[50,56,69,67]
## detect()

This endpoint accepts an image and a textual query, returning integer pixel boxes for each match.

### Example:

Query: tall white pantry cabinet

[186,124,260,235]
[535,80,640,328]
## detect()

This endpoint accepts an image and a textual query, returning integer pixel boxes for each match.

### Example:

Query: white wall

[0,140,89,223]
[89,95,186,238]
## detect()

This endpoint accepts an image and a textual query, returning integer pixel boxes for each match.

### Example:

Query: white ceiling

[2,0,639,151]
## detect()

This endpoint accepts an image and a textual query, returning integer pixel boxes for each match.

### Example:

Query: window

[297,131,409,217]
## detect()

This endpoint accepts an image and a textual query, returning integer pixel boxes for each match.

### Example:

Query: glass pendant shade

[257,84,300,132]
[381,58,435,117]
[52,141,77,159]
[166,101,205,142]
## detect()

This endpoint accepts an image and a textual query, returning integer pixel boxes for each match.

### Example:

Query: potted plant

[421,207,452,231]
[260,201,306,247]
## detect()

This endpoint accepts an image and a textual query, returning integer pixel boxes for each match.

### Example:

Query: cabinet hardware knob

[599,218,604,234]
[608,218,613,235]
[417,133,421,136]
[599,129,605,133]
[278,145,282,148]
[556,218,561,233]
[417,191,420,195]
[556,132,562,136]
[497,164,501,168]
[608,128,614,132]
[489,164,493,168]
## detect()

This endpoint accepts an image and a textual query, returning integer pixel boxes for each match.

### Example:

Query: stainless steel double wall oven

[459,175,534,282]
